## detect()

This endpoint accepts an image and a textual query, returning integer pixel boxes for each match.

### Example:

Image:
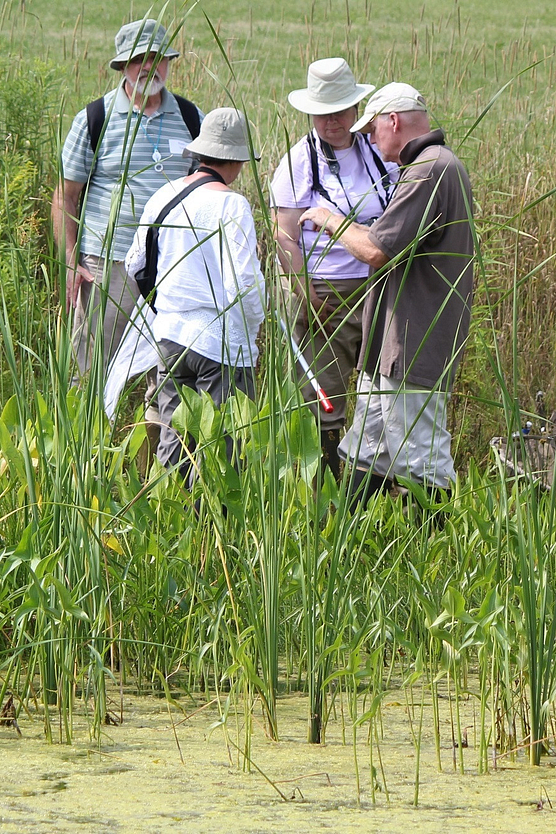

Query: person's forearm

[274,220,315,303]
[298,207,389,269]
[275,228,304,274]
[319,214,389,269]
[278,243,310,301]
[52,180,95,310]
[52,182,82,267]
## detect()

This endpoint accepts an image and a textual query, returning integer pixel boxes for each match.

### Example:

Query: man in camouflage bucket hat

[52,18,203,382]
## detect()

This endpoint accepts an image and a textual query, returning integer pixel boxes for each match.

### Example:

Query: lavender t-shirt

[271,130,397,280]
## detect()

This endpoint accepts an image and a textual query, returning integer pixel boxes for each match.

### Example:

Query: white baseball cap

[350,82,427,132]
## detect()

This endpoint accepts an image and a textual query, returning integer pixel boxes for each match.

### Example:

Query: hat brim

[287,83,375,116]
[185,137,260,163]
[110,48,179,70]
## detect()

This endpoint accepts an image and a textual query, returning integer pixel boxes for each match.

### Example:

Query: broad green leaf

[441,586,475,622]
[283,407,320,483]
[1,396,20,432]
[0,418,26,482]
[49,576,89,620]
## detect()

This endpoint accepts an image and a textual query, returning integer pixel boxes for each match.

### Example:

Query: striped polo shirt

[61,83,203,261]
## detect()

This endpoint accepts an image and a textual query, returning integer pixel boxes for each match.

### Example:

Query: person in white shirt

[271,58,396,478]
[125,108,265,477]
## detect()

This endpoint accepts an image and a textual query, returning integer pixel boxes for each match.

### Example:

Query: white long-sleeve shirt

[126,179,265,367]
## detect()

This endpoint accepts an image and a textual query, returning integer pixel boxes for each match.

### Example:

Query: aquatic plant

[1,3,556,795]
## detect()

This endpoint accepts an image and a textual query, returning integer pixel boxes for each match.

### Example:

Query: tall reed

[2,5,556,785]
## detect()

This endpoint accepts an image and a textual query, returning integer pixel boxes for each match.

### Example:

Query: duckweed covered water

[1,688,554,833]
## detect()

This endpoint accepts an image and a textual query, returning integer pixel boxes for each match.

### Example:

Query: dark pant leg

[348,468,393,511]
[190,352,254,464]
[156,340,198,475]
[320,428,342,480]
[157,340,254,476]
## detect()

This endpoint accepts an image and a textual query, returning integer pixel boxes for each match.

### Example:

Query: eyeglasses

[128,51,160,65]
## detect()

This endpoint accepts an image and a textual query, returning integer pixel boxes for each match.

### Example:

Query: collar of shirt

[400,128,445,166]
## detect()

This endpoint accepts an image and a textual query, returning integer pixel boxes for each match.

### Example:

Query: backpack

[86,94,201,154]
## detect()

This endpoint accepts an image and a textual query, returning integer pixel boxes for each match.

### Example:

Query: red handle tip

[317,389,334,413]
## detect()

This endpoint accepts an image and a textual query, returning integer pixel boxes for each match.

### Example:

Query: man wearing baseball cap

[52,18,204,379]
[300,82,474,507]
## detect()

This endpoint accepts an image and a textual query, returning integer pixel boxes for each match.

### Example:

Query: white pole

[280,318,334,413]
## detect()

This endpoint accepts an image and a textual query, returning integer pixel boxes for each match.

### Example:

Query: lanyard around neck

[135,111,165,172]
[309,131,391,217]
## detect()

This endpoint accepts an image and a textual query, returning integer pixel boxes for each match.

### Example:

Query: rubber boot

[320,429,342,481]
[137,404,161,478]
[348,468,392,511]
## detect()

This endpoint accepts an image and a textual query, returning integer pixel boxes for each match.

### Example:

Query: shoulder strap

[370,144,391,186]
[136,173,222,310]
[307,132,319,192]
[173,95,201,139]
[151,172,219,228]
[86,94,200,155]
[306,132,340,208]
[86,96,106,155]
[362,135,393,205]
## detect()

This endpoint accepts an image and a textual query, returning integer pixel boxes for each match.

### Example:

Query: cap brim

[350,111,377,133]
[287,84,375,116]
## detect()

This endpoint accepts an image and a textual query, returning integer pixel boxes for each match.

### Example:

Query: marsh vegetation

[1,0,556,819]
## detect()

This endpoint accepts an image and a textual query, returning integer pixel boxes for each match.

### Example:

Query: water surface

[1,689,554,832]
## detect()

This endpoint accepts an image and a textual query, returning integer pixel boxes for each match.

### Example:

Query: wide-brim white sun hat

[350,82,427,132]
[186,108,260,162]
[288,58,375,116]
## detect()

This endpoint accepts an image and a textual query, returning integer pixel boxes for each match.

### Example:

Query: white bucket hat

[351,82,427,132]
[288,58,375,116]
[186,108,260,162]
[110,19,180,70]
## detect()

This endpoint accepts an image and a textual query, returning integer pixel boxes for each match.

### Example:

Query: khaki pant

[281,277,366,431]
[72,254,142,376]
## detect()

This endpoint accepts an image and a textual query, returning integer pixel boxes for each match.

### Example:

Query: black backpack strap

[135,173,221,310]
[86,96,106,155]
[86,94,200,155]
[173,95,201,139]
[307,132,319,192]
